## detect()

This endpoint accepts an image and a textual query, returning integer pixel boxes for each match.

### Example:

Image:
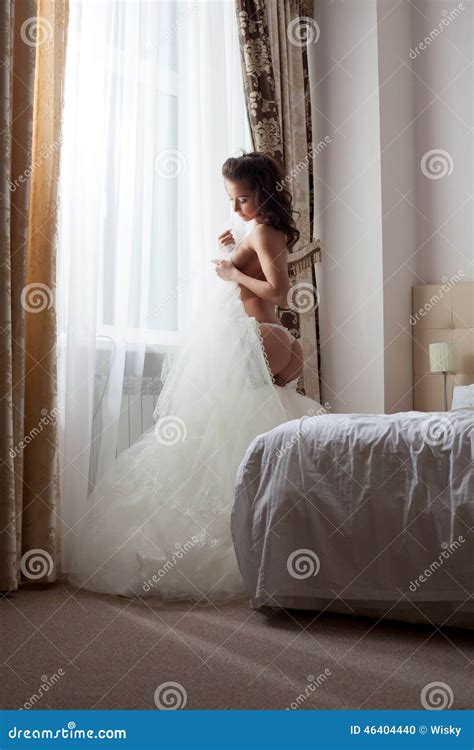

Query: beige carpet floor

[1,582,472,711]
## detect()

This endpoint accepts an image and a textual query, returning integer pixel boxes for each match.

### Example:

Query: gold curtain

[0,0,69,592]
[235,0,322,401]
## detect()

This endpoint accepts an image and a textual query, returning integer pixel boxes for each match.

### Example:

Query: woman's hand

[210,258,238,282]
[218,229,235,247]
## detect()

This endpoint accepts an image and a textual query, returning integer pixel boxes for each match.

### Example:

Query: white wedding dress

[69,225,325,602]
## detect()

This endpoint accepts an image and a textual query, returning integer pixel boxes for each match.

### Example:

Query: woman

[69,152,324,602]
[213,153,304,388]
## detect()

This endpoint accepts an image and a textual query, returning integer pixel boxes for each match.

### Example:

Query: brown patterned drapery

[235,0,322,400]
[0,0,69,593]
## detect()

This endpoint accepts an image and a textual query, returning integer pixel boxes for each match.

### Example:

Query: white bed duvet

[231,409,473,627]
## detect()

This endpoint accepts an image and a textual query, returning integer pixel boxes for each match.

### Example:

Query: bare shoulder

[251,223,287,254]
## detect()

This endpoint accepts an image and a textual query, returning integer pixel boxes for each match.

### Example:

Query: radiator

[88,345,167,492]
[117,376,163,455]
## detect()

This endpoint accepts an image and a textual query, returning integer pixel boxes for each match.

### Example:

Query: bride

[69,152,325,602]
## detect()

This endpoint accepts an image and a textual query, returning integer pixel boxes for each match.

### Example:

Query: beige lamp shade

[429,342,456,373]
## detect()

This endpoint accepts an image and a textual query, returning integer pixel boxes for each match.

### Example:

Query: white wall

[410,0,473,283]
[310,0,473,413]
[378,0,419,413]
[310,0,385,413]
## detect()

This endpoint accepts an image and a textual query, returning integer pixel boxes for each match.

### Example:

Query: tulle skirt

[68,263,324,601]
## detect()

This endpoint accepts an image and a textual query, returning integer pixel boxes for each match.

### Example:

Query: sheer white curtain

[57,0,252,572]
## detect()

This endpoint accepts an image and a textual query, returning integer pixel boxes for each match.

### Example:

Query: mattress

[231,409,474,629]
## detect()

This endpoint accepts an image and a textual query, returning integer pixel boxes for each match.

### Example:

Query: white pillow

[451,384,474,410]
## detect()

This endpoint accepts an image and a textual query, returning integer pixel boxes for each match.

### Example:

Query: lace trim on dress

[252,319,276,385]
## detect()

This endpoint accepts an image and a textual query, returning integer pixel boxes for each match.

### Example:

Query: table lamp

[429,342,456,411]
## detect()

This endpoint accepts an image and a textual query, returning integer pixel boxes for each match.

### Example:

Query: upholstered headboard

[412,281,474,411]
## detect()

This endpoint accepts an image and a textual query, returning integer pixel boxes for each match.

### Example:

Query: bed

[231,282,474,628]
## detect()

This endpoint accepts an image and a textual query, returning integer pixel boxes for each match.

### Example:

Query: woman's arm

[212,224,291,306]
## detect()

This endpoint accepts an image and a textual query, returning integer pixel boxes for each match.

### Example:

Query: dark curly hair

[222,151,300,250]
